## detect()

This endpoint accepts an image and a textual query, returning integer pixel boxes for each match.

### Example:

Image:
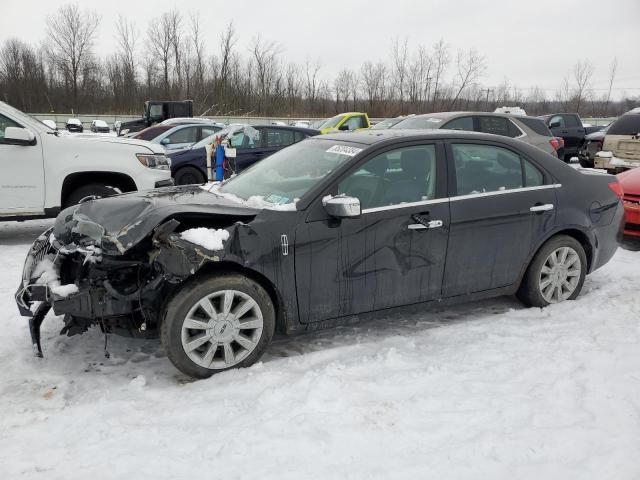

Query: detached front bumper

[15,228,56,317]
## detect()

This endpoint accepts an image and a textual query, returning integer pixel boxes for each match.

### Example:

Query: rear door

[295,142,450,323]
[563,114,585,153]
[442,141,558,297]
[0,113,44,213]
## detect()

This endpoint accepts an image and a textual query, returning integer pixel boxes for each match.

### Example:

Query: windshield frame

[317,114,345,130]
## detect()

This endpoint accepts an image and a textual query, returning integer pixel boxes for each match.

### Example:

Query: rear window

[608,114,640,136]
[517,117,553,137]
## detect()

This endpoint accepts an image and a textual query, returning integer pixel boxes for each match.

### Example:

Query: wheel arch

[61,171,137,207]
[523,227,595,284]
[190,261,288,333]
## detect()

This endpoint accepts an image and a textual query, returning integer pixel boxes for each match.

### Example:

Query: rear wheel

[64,183,121,207]
[174,166,206,185]
[161,274,275,378]
[517,235,587,307]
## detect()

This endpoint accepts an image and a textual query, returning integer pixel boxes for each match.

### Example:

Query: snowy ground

[1,220,640,479]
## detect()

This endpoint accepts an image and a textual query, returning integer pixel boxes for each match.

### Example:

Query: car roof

[319,128,503,146]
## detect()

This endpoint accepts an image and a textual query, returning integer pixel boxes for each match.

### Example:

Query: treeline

[0,3,637,118]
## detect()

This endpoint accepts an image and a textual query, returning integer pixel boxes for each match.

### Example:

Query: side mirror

[4,127,35,146]
[338,124,350,131]
[323,195,361,218]
[160,138,171,145]
[549,121,561,129]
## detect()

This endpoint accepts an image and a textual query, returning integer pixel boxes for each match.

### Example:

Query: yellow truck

[317,112,371,134]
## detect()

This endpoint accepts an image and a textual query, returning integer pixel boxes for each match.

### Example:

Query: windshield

[317,114,345,130]
[193,125,253,149]
[217,139,362,206]
[372,118,399,129]
[391,117,445,129]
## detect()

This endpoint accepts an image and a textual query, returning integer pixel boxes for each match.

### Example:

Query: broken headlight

[136,153,170,170]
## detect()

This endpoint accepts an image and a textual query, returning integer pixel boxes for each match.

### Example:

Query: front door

[442,141,557,297]
[295,143,450,324]
[0,113,44,214]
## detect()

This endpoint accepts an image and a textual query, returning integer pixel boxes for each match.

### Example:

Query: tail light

[549,137,562,151]
[608,181,624,200]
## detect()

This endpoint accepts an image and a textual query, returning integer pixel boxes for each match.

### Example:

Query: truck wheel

[64,184,121,207]
[174,166,206,185]
[161,273,275,379]
[517,235,587,308]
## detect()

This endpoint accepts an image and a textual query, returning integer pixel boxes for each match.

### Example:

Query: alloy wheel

[180,289,264,369]
[538,246,582,303]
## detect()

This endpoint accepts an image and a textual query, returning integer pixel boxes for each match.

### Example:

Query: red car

[618,168,640,237]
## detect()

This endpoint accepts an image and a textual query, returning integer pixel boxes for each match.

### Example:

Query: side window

[229,130,261,149]
[166,127,198,144]
[523,159,543,187]
[507,120,522,138]
[201,127,219,138]
[477,117,511,137]
[549,115,565,128]
[342,115,365,131]
[294,131,308,143]
[442,116,474,131]
[265,128,295,147]
[564,115,580,128]
[338,145,436,210]
[0,114,21,143]
[452,144,524,195]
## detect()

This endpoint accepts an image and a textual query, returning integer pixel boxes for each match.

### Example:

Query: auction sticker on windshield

[326,145,363,157]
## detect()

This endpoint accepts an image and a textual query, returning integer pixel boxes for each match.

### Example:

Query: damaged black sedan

[16,130,624,378]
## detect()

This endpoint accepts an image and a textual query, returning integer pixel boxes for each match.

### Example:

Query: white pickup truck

[0,101,173,220]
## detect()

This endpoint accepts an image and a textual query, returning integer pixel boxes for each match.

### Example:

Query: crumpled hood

[53,185,260,255]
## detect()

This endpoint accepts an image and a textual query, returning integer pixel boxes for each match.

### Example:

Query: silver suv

[391,112,562,158]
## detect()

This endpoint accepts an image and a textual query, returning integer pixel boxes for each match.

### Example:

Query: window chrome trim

[362,197,449,214]
[450,184,562,202]
[360,184,562,213]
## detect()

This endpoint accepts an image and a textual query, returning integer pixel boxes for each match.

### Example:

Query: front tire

[174,166,206,185]
[517,235,587,308]
[161,274,275,378]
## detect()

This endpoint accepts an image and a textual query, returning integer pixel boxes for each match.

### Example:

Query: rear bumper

[594,152,640,171]
[591,201,625,272]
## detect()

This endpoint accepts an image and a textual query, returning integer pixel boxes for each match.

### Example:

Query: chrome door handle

[530,204,554,212]
[408,220,443,230]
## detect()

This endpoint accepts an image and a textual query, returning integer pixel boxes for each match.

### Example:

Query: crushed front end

[15,188,259,357]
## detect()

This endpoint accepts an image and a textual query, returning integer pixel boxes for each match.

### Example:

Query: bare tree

[147,13,173,96]
[448,49,485,109]
[431,39,449,109]
[604,57,618,116]
[304,59,322,113]
[45,4,100,110]
[572,59,594,114]
[391,37,409,112]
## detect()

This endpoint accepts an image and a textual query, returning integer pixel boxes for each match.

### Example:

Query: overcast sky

[1,0,639,99]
